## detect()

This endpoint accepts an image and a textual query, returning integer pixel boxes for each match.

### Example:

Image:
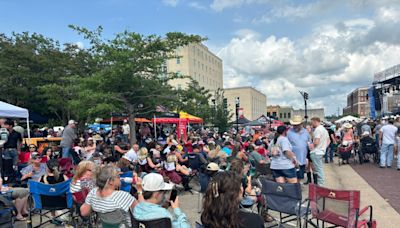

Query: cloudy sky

[1,0,400,115]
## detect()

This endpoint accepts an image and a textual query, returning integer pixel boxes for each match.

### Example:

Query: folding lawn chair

[304,184,375,228]
[260,178,308,228]
[27,179,73,228]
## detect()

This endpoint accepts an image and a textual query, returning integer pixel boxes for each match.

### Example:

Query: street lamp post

[300,91,309,123]
[235,97,240,134]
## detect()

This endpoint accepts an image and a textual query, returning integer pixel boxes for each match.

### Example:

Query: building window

[288,113,291,118]
[284,113,287,118]
[177,84,182,90]
[176,57,181,64]
[279,113,282,119]
[273,112,277,117]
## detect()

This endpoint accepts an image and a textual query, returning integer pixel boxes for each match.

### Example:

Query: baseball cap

[68,120,77,125]
[142,173,174,192]
[206,162,219,171]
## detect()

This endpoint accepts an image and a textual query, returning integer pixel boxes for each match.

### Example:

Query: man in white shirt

[379,119,398,168]
[123,143,139,163]
[122,119,130,143]
[310,117,330,186]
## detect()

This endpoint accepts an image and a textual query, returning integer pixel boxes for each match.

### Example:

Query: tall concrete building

[343,87,370,117]
[224,87,267,121]
[166,43,223,92]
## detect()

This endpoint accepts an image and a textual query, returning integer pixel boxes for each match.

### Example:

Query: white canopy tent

[334,115,360,124]
[0,101,31,139]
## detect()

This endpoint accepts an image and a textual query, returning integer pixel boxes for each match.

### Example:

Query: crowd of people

[0,113,399,227]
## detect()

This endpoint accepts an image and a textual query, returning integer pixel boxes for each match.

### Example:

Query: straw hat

[343,123,353,129]
[290,115,303,125]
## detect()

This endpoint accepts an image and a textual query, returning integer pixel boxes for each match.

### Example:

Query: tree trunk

[127,104,137,146]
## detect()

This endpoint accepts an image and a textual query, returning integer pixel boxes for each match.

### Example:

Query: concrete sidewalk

[324,160,400,228]
[181,161,400,227]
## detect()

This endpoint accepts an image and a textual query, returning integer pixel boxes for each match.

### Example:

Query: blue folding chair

[120,171,133,193]
[27,179,73,228]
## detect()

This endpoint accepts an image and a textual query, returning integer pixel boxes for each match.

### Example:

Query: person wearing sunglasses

[20,152,47,182]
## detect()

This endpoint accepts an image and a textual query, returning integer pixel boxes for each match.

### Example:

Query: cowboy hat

[343,123,353,129]
[289,115,303,125]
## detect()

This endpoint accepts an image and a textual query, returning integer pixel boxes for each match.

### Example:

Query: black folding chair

[132,216,172,228]
[260,178,308,228]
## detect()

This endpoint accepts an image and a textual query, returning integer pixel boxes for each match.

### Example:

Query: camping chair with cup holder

[304,184,375,228]
[260,178,309,228]
[27,179,74,228]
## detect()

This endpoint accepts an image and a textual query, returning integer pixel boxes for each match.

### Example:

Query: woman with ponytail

[39,159,69,184]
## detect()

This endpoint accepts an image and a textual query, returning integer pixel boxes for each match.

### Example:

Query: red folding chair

[304,184,375,228]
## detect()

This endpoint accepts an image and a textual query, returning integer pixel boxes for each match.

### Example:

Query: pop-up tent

[0,101,31,139]
[335,115,360,123]
[152,112,203,141]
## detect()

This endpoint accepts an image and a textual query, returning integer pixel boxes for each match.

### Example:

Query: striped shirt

[85,188,135,213]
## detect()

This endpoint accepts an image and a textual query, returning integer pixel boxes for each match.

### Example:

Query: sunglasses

[29,147,36,149]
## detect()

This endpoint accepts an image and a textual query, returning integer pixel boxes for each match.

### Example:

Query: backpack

[0,195,16,226]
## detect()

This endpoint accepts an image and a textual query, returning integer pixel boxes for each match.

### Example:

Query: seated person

[0,174,29,221]
[80,165,143,226]
[201,171,264,228]
[133,173,190,228]
[20,152,47,182]
[247,144,268,166]
[39,159,69,184]
[70,161,96,203]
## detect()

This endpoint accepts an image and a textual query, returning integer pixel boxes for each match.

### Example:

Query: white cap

[68,120,77,125]
[142,173,174,192]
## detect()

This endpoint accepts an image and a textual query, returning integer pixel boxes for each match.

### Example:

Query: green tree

[70,26,204,145]
[173,79,212,122]
[211,89,232,133]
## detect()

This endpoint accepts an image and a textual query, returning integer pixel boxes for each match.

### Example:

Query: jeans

[325,144,335,163]
[297,165,306,180]
[3,148,18,166]
[380,144,394,167]
[62,147,71,158]
[310,153,324,186]
[122,134,129,143]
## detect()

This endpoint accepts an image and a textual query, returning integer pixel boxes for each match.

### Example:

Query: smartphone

[169,189,177,202]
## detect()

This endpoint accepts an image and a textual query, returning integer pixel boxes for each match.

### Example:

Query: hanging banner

[368,87,376,119]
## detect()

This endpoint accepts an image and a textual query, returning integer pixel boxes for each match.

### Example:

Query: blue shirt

[133,201,190,228]
[287,128,311,165]
[221,146,232,157]
[270,136,295,170]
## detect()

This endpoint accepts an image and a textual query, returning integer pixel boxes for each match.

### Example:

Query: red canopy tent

[152,112,203,142]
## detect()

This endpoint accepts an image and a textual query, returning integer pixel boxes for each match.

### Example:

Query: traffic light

[304,92,309,100]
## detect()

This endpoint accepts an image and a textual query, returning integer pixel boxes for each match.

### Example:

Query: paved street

[351,159,400,214]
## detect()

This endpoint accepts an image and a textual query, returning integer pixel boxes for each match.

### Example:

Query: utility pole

[300,91,309,123]
[235,97,240,134]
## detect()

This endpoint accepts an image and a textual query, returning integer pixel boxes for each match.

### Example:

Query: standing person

[309,117,330,186]
[269,126,298,184]
[287,116,310,182]
[325,125,337,163]
[2,119,23,169]
[122,119,130,144]
[379,119,398,168]
[60,120,77,158]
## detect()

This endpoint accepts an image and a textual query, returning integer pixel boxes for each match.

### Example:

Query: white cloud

[75,41,84,49]
[162,0,179,7]
[210,0,272,12]
[218,10,400,114]
[188,1,206,10]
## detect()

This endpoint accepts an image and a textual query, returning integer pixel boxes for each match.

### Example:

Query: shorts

[272,168,297,179]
